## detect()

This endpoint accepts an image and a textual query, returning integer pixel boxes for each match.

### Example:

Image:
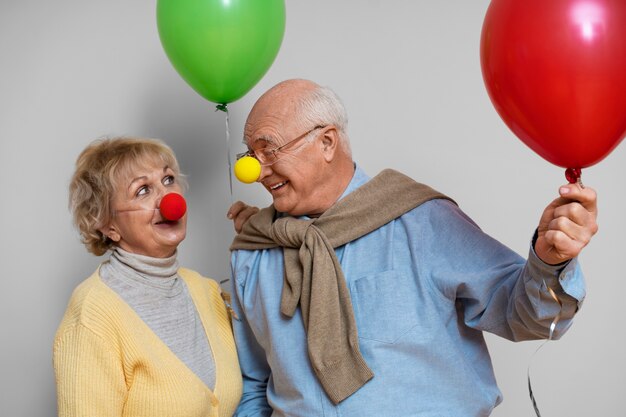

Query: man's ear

[99,223,121,243]
[320,126,341,162]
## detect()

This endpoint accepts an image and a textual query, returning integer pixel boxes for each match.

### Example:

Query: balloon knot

[565,168,582,185]
[215,103,228,112]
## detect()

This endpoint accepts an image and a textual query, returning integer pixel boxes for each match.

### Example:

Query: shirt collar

[337,163,370,201]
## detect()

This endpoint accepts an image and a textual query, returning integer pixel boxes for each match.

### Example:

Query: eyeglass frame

[236,125,327,166]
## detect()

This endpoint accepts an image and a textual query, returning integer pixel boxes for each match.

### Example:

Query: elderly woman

[53,137,242,417]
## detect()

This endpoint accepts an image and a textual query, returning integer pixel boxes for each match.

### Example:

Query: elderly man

[228,79,598,416]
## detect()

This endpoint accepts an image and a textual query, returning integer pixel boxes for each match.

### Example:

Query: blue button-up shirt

[230,166,585,417]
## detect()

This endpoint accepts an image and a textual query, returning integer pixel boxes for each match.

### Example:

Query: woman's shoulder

[178,267,221,291]
[63,270,109,310]
[178,268,230,311]
[179,268,235,333]
[68,269,107,298]
[55,268,125,337]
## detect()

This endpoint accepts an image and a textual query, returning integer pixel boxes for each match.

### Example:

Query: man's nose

[258,163,273,182]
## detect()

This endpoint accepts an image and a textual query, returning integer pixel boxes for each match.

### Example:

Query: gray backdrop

[1,1,624,416]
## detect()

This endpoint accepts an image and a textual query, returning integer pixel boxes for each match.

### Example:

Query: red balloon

[159,193,187,221]
[481,0,626,170]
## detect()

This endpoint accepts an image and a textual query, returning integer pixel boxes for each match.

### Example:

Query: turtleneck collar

[103,247,182,297]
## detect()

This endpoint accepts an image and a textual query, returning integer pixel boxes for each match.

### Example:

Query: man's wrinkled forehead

[245,132,278,148]
[243,114,290,147]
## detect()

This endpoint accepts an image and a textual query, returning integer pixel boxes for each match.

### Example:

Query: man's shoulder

[405,195,457,212]
[395,197,481,242]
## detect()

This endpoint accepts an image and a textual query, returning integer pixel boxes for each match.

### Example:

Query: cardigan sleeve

[53,323,127,417]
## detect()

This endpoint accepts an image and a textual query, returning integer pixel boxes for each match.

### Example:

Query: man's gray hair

[295,85,352,155]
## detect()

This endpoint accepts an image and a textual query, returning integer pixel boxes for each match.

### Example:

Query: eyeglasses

[236,125,326,166]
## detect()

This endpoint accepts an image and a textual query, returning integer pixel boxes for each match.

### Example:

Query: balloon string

[216,103,235,290]
[527,282,563,417]
[216,104,234,204]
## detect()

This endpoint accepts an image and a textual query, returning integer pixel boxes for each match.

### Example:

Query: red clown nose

[159,193,187,221]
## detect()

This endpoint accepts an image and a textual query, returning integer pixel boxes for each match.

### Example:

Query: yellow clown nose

[234,156,261,184]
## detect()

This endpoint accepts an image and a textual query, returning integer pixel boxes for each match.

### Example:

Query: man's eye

[261,148,275,158]
[163,175,175,186]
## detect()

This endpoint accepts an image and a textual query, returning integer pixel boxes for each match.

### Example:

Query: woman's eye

[136,185,149,197]
[163,175,175,186]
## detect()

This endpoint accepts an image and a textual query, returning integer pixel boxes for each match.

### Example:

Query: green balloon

[157,0,286,104]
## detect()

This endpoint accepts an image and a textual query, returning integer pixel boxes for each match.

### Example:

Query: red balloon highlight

[480,0,626,171]
[159,193,187,221]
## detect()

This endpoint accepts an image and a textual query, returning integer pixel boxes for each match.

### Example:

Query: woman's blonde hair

[69,136,186,256]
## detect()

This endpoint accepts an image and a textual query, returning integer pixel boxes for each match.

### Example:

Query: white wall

[1,1,624,416]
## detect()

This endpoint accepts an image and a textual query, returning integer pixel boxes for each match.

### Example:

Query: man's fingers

[227,201,249,219]
[547,216,590,243]
[553,202,597,228]
[233,206,260,233]
[558,184,598,213]
[543,229,586,261]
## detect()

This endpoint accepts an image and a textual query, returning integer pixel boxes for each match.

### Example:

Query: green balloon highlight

[157,0,286,104]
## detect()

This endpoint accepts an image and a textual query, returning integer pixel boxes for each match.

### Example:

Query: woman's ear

[99,223,120,243]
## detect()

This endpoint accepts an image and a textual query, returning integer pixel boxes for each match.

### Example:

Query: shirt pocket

[350,269,429,344]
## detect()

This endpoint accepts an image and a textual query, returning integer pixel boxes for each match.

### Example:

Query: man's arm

[420,199,588,341]
[230,253,272,417]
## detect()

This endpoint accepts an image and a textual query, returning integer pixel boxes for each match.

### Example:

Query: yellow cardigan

[53,267,242,417]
